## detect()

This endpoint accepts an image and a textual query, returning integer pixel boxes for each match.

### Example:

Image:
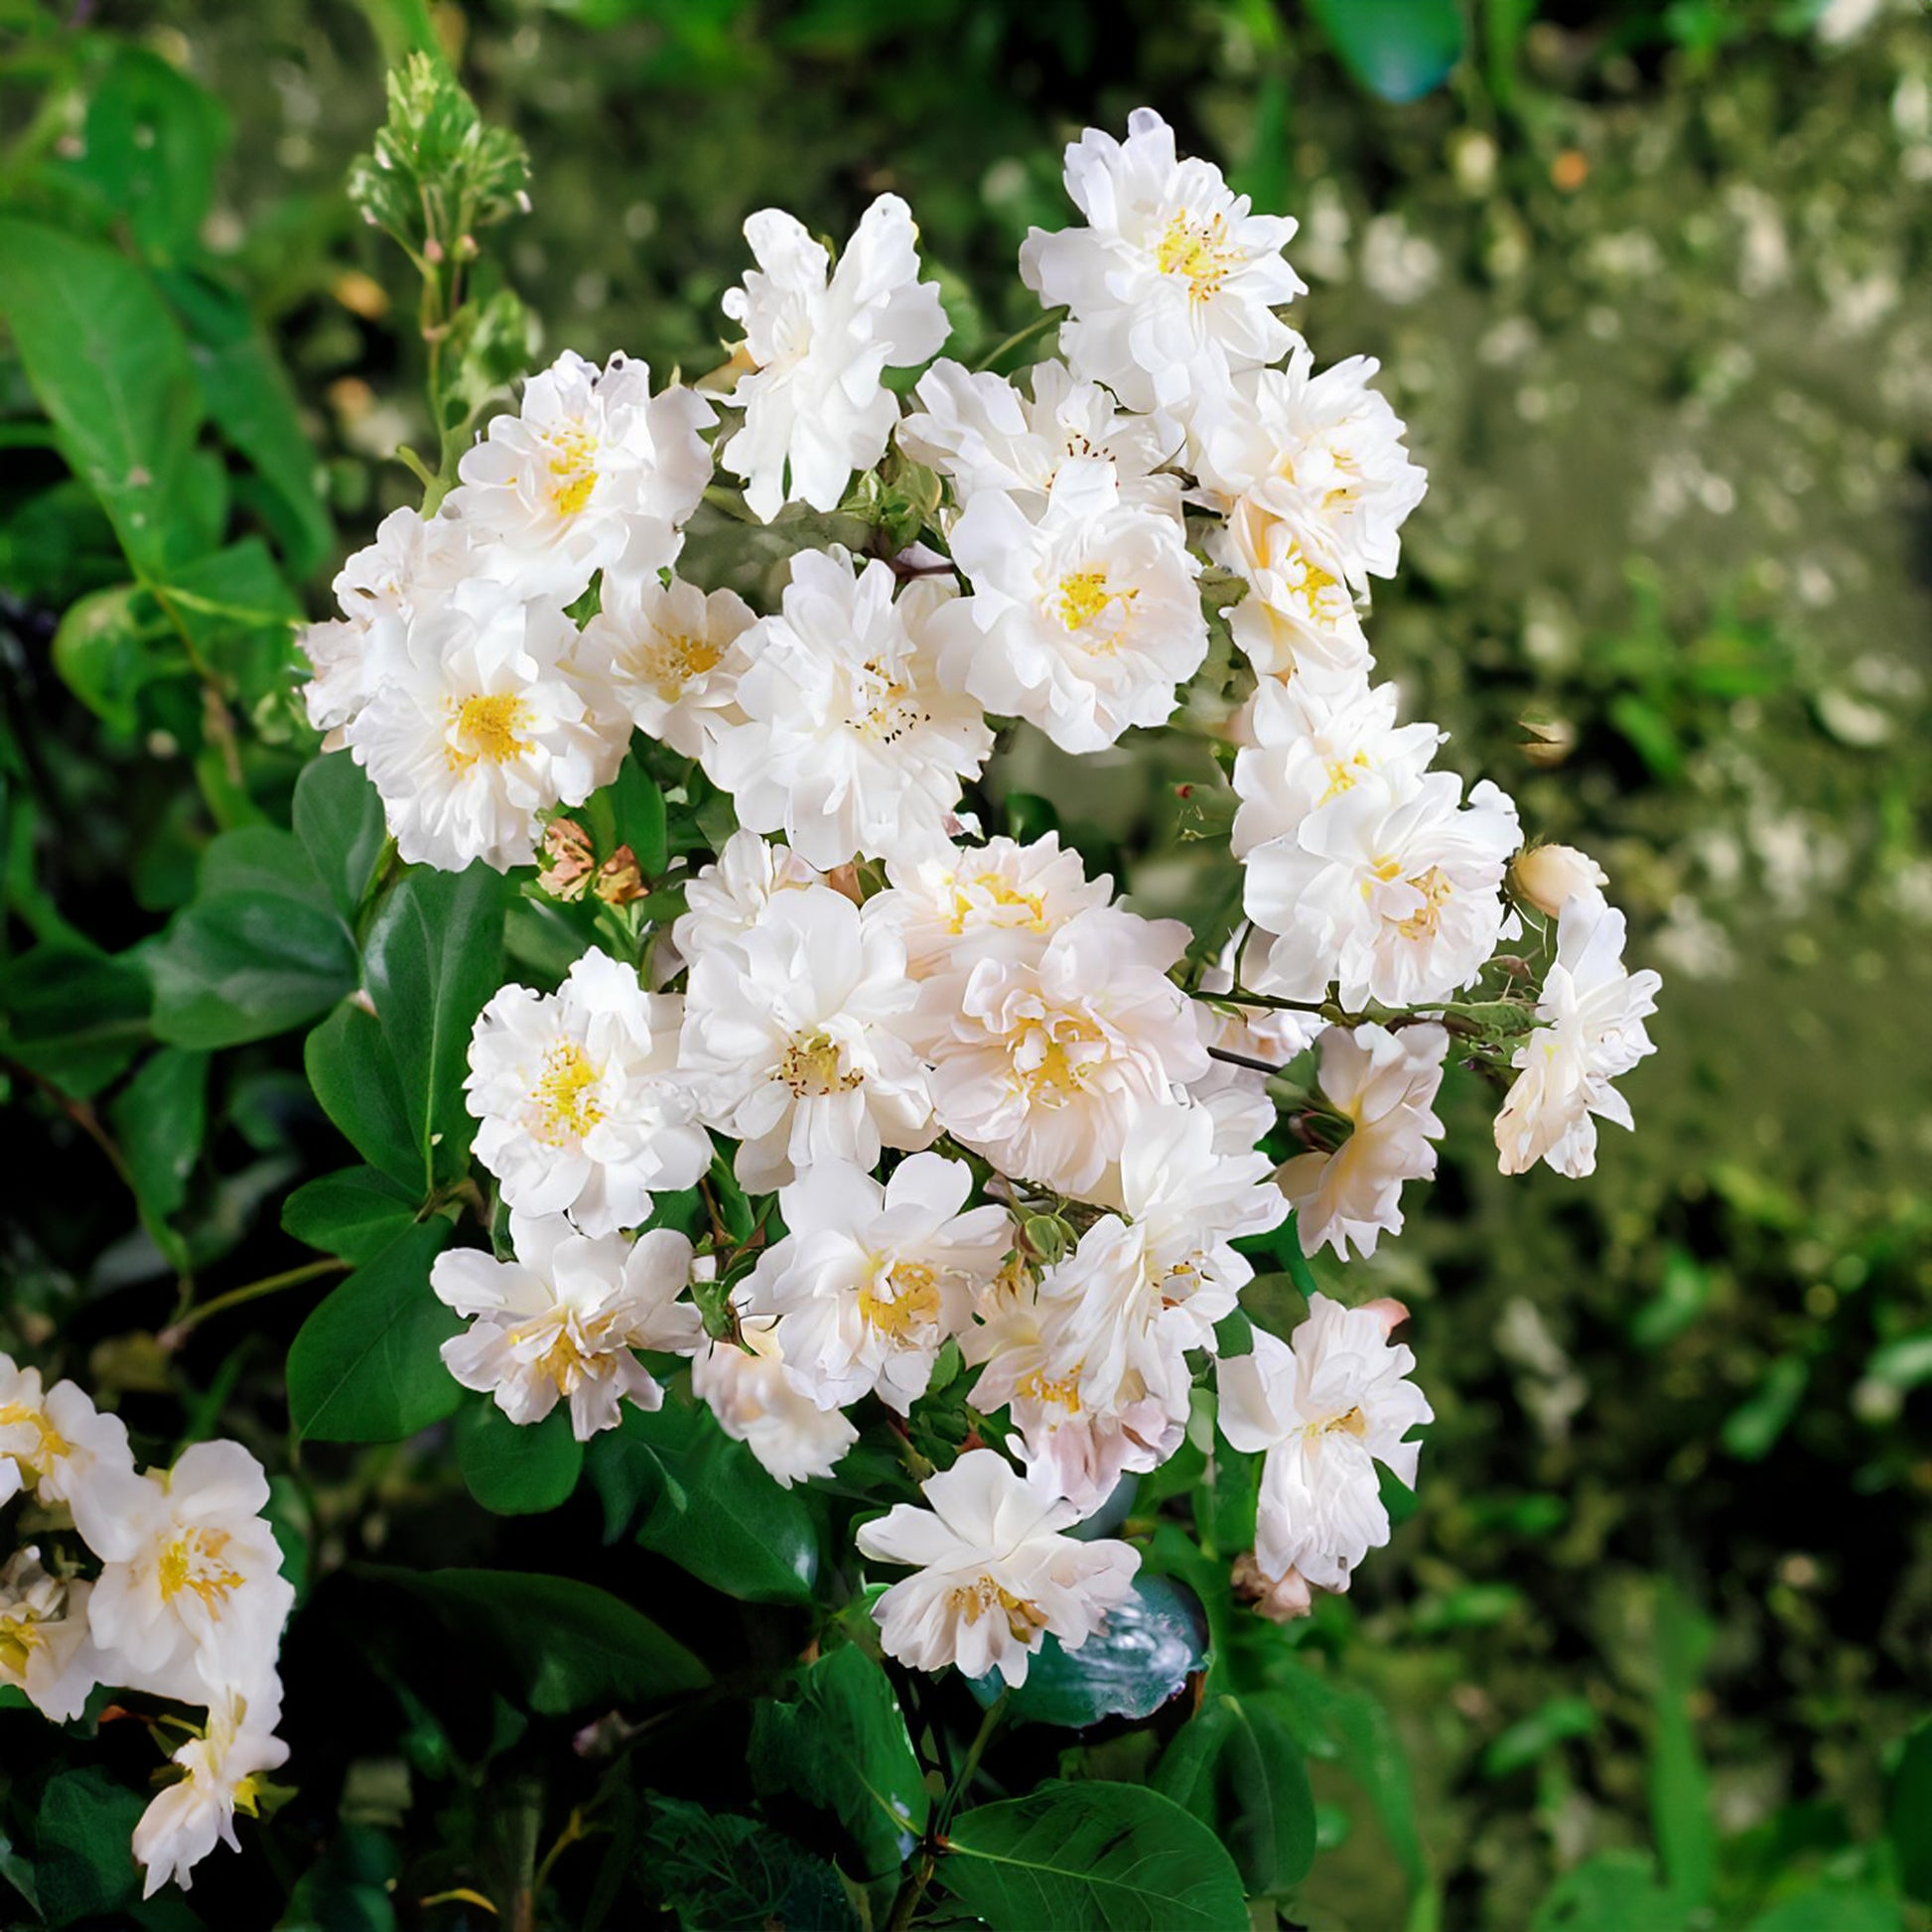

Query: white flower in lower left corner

[856,1449,1140,1687]
[82,1442,294,1704]
[133,1682,289,1898]
[466,949,711,1237]
[434,1214,702,1441]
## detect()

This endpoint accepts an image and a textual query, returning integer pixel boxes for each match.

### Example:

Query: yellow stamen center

[857,1262,941,1340]
[158,1530,241,1614]
[1016,1368,1082,1414]
[779,1031,862,1098]
[1320,749,1373,804]
[1395,866,1453,940]
[546,422,601,518]
[947,874,1049,934]
[950,1574,1049,1644]
[447,693,532,772]
[0,1404,69,1471]
[529,1039,605,1146]
[631,628,724,702]
[1306,1406,1369,1442]
[1156,210,1238,302]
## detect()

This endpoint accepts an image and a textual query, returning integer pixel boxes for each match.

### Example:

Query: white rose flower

[690,1304,858,1489]
[581,569,756,760]
[0,1356,134,1515]
[1280,1024,1449,1260]
[1511,843,1610,920]
[83,1442,294,1705]
[0,1549,101,1724]
[1020,107,1305,414]
[1192,349,1428,590]
[466,949,710,1237]
[1217,1295,1433,1590]
[132,1684,289,1898]
[856,1448,1140,1686]
[720,195,948,521]
[1224,535,1373,685]
[679,884,937,1192]
[1495,897,1661,1178]
[446,349,713,601]
[898,358,1181,518]
[433,1213,701,1440]
[875,831,1113,982]
[917,904,1206,1198]
[935,459,1207,756]
[1241,769,1521,1009]
[671,830,826,962]
[701,547,993,869]
[344,584,627,874]
[751,1154,1011,1415]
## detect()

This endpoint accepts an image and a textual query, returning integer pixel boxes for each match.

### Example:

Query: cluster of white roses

[0,1357,292,1894]
[296,108,1664,1694]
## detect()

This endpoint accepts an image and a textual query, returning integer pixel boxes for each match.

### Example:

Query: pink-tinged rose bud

[1358,1296,1411,1338]
[1232,1552,1316,1623]
[1511,843,1607,918]
[594,845,645,906]
[537,819,595,901]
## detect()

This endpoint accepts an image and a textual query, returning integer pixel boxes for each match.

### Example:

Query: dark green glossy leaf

[1888,1719,1932,1905]
[750,1644,927,1881]
[362,863,510,1189]
[148,890,358,1047]
[1310,0,1465,102]
[1154,1692,1316,1896]
[967,1572,1207,1729]
[294,756,388,923]
[641,1798,858,1932]
[942,1779,1248,1931]
[0,217,204,574]
[108,1045,208,1249]
[305,1002,420,1190]
[2,942,152,1098]
[613,755,669,876]
[359,1565,709,1715]
[51,583,168,734]
[455,1398,585,1515]
[282,1165,422,1264]
[34,1767,145,1925]
[287,1219,459,1443]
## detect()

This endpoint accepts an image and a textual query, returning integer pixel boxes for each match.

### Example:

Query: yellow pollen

[947,874,1048,934]
[1306,1406,1369,1442]
[510,1310,619,1396]
[1395,866,1453,940]
[0,1404,68,1469]
[0,1612,48,1678]
[1320,749,1372,804]
[545,422,600,518]
[1016,1368,1082,1413]
[1155,210,1238,302]
[633,628,724,701]
[158,1530,241,1613]
[779,1031,862,1098]
[529,1039,605,1146]
[447,693,532,772]
[950,1574,1049,1644]
[857,1262,941,1340]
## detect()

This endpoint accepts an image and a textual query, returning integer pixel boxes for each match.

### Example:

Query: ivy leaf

[750,1645,927,1881]
[357,1566,709,1715]
[942,1779,1249,1930]
[282,1165,422,1265]
[1154,1692,1316,1897]
[455,1398,584,1516]
[361,864,510,1190]
[287,1219,459,1443]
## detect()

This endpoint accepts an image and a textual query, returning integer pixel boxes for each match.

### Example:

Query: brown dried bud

[824,862,864,906]
[1232,1553,1316,1623]
[538,819,595,900]
[594,844,645,906]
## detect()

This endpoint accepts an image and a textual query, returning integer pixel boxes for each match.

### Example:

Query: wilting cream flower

[671,830,826,962]
[1192,349,1428,590]
[83,1442,294,1705]
[702,548,992,869]
[582,570,756,760]
[0,1356,134,1515]
[858,1449,1140,1685]
[935,459,1207,755]
[447,349,713,601]
[1511,843,1610,920]
[1281,1024,1449,1260]
[466,949,709,1237]
[679,884,936,1191]
[343,585,625,874]
[720,195,949,520]
[1020,107,1304,414]
[1217,1295,1433,1590]
[133,1684,289,1898]
[434,1214,701,1440]
[751,1155,1011,1415]
[898,358,1181,518]
[1495,897,1661,1178]
[875,832,1113,982]
[915,904,1206,1197]
[1240,768,1521,1009]
[0,1549,100,1724]
[690,1302,859,1489]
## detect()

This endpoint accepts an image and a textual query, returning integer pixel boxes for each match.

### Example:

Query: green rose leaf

[750,1644,928,1881]
[1887,1718,1932,1905]
[287,1219,459,1443]
[33,1766,146,1926]
[107,1045,209,1260]
[2,942,152,1100]
[305,1002,420,1190]
[361,862,510,1189]
[294,755,388,924]
[148,889,359,1047]
[1154,1692,1316,1897]
[966,1572,1207,1728]
[942,1779,1249,1931]
[455,1397,585,1516]
[357,1566,709,1715]
[282,1165,422,1264]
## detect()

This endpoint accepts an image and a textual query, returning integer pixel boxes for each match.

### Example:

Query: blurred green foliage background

[2,0,1929,1926]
